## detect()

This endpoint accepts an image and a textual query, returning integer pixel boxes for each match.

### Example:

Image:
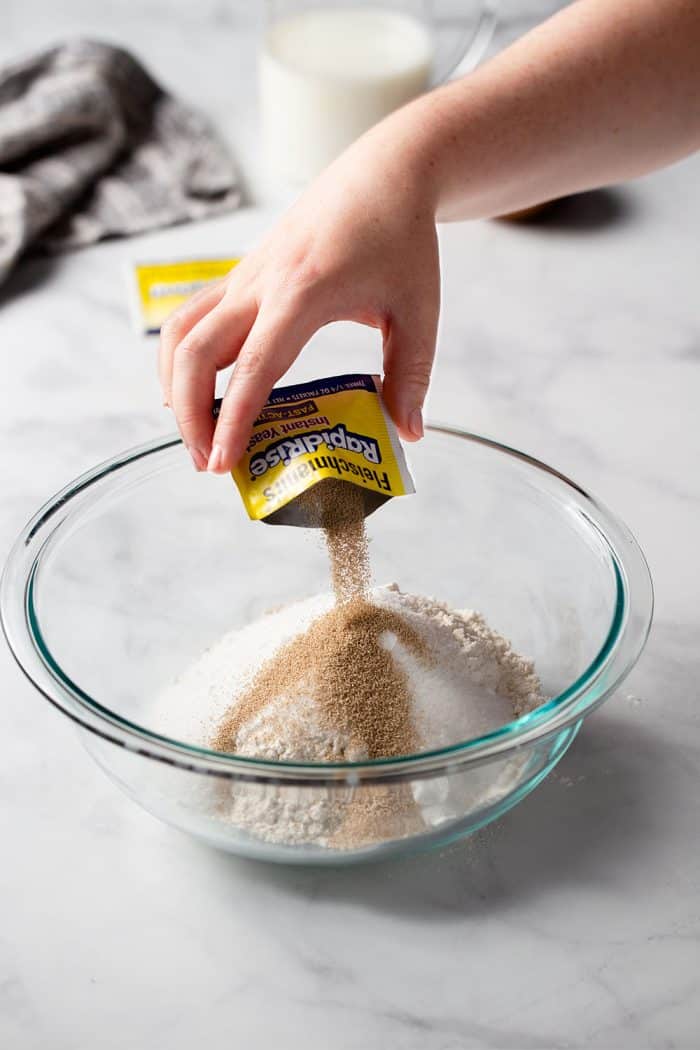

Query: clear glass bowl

[1,427,653,864]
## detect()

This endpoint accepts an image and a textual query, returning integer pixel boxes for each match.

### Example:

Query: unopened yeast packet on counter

[129,256,240,334]
[217,373,415,526]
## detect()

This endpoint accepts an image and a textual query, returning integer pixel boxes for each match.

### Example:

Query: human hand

[158,130,440,473]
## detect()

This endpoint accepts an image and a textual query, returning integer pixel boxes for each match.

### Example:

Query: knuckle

[236,341,272,381]
[175,334,207,361]
[387,352,432,379]
[160,312,186,342]
[228,254,254,284]
[385,359,432,395]
[173,406,201,430]
[215,396,248,436]
[403,360,433,385]
[290,258,325,294]
[273,255,328,310]
[284,243,323,281]
[214,412,237,437]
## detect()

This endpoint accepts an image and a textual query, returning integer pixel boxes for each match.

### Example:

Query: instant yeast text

[223,374,415,525]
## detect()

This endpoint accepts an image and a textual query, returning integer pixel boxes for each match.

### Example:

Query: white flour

[153,585,545,847]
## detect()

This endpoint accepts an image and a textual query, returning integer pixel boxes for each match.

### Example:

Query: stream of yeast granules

[212,479,429,760]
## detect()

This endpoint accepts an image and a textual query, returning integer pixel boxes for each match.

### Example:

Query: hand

[158,131,440,473]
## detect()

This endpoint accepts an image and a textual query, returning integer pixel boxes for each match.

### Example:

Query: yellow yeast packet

[220,374,415,526]
[130,256,240,334]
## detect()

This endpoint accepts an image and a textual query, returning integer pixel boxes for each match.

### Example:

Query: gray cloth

[0,39,241,284]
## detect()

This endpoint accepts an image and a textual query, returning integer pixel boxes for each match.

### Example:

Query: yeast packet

[217,374,415,526]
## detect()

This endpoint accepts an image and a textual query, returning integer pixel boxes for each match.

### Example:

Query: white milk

[260,7,434,183]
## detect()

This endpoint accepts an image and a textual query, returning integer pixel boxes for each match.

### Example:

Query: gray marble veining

[1,2,699,1048]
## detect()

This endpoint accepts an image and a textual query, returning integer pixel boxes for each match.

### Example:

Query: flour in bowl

[153,478,545,848]
[156,585,542,755]
[153,584,544,846]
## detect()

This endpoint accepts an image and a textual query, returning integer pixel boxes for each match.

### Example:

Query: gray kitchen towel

[0,39,241,285]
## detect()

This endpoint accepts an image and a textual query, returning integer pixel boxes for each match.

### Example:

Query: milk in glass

[260,7,434,183]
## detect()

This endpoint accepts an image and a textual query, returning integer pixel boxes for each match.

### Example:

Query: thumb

[381,304,439,442]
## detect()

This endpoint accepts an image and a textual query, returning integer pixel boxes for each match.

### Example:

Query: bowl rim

[1,425,654,785]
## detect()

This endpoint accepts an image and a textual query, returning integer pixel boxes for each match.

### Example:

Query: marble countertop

[1,3,699,1048]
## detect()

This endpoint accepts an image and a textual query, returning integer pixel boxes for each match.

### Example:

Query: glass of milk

[260,1,497,184]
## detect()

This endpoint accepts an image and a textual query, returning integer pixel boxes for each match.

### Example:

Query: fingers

[158,278,227,406]
[381,301,439,442]
[208,305,320,473]
[170,297,258,470]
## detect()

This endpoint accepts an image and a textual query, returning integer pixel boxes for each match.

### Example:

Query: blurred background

[1,0,568,201]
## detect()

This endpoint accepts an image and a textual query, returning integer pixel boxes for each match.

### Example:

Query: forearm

[161,0,700,468]
[382,0,700,221]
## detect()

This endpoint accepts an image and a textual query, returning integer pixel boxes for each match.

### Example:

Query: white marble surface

[2,3,699,1048]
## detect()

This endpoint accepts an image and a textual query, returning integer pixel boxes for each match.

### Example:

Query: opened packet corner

[219,373,415,526]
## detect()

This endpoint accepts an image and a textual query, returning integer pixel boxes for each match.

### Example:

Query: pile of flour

[153,585,544,847]
[156,584,542,754]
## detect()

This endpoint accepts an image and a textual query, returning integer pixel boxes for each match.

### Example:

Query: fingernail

[408,407,424,439]
[207,444,224,473]
[188,446,208,472]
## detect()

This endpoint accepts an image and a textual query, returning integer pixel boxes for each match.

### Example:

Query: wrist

[342,93,446,223]
[385,94,448,220]
[378,82,483,222]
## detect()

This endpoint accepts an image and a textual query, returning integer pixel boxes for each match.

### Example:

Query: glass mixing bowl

[1,427,652,864]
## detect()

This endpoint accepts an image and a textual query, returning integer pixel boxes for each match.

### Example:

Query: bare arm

[160,0,700,474]
[413,0,700,220]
